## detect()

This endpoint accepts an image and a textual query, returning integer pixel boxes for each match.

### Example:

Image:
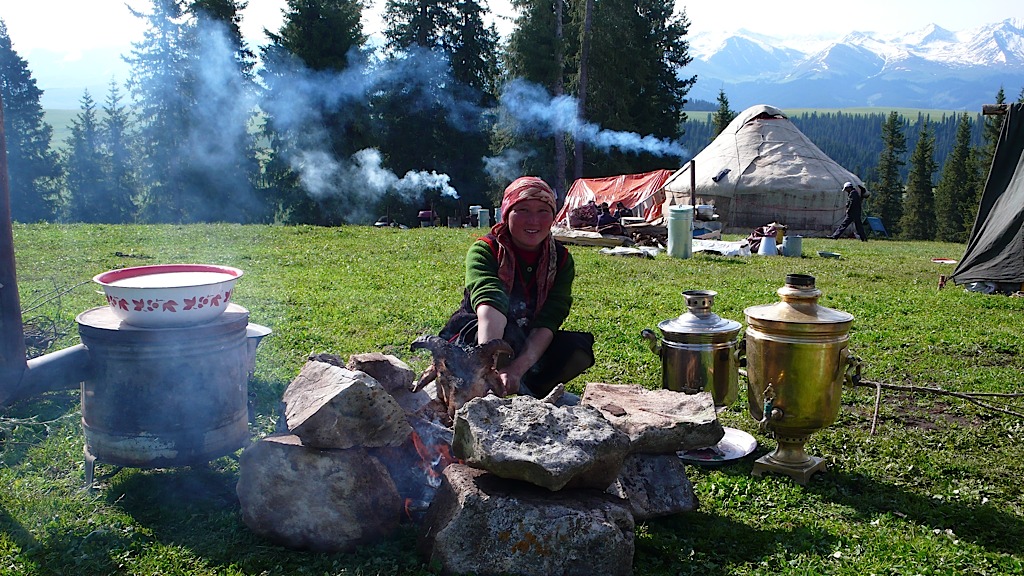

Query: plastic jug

[667,205,693,259]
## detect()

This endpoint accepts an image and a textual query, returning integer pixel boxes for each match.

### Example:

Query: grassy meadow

[2,223,1023,575]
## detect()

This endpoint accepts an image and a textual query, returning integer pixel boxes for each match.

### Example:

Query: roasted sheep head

[410,335,514,419]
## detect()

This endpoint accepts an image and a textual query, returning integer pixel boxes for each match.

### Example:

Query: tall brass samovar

[743,274,859,484]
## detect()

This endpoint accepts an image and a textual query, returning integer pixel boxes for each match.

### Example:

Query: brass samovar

[743,274,859,484]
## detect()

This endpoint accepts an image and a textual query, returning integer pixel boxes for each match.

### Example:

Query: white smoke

[498,79,690,159]
[483,148,534,183]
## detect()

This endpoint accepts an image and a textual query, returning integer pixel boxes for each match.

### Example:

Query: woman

[439,176,594,398]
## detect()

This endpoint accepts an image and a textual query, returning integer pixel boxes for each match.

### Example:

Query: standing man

[828,181,868,241]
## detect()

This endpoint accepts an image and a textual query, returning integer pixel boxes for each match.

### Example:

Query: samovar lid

[658,290,742,341]
[744,274,853,326]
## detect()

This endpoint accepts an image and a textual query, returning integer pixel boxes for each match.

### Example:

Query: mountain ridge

[687,18,1024,109]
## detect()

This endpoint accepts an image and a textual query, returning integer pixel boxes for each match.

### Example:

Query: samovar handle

[640,329,662,356]
[841,348,862,386]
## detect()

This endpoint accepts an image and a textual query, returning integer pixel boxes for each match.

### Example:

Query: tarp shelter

[951,103,1024,288]
[659,104,864,233]
[555,170,672,225]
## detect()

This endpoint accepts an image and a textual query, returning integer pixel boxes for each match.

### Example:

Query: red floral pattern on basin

[94,264,243,328]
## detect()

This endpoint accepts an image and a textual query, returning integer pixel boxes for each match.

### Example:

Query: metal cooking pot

[641,290,742,407]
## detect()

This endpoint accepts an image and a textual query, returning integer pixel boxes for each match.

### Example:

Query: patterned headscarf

[489,177,559,316]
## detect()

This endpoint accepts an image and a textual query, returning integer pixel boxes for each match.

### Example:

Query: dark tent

[950,103,1024,290]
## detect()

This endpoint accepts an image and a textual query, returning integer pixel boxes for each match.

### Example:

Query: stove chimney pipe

[0,93,29,400]
[0,95,89,405]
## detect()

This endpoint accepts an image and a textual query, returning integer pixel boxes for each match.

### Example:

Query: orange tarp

[556,169,672,225]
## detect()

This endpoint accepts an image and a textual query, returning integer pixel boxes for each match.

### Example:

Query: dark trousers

[518,331,595,398]
[830,211,867,241]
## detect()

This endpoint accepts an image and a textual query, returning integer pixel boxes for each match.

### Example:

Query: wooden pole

[689,159,696,207]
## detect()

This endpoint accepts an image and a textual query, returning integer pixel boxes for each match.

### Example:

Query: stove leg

[84,445,96,489]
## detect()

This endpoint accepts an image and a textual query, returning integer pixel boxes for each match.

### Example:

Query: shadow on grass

[0,504,36,551]
[0,389,80,468]
[805,468,1024,556]
[102,465,428,574]
[638,511,837,576]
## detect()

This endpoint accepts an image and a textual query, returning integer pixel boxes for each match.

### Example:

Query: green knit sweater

[464,239,575,332]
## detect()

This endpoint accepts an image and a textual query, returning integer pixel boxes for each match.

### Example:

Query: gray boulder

[581,383,724,453]
[420,464,635,576]
[453,394,630,491]
[282,360,411,449]
[236,434,401,552]
[607,453,698,520]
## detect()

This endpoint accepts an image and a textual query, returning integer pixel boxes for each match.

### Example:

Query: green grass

[3,223,1024,575]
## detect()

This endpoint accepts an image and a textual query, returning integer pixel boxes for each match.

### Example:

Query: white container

[757,235,778,256]
[494,206,502,222]
[478,209,490,228]
[667,205,693,259]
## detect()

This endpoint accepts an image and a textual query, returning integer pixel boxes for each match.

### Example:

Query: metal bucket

[77,303,251,473]
[642,290,742,406]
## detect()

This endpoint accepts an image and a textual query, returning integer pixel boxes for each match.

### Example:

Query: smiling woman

[433,176,595,401]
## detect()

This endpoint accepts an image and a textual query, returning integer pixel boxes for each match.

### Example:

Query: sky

[0,0,1020,106]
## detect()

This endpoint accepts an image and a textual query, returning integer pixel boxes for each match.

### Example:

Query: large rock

[347,352,433,415]
[420,464,635,576]
[452,394,630,491]
[282,360,411,449]
[607,453,698,520]
[236,434,401,552]
[581,384,724,453]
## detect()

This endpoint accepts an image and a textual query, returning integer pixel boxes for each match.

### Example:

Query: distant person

[596,203,619,227]
[613,201,634,219]
[828,181,868,241]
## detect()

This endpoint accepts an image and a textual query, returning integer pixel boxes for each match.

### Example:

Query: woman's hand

[497,362,526,396]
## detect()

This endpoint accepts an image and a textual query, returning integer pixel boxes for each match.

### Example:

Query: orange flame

[410,430,462,479]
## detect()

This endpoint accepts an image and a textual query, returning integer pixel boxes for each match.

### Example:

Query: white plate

[678,427,757,464]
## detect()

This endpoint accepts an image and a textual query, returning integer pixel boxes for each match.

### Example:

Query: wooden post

[689,160,696,207]
[982,104,1008,116]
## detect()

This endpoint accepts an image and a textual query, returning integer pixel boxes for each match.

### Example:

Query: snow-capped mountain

[686,18,1024,109]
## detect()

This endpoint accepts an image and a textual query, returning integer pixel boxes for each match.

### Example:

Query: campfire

[235,347,724,575]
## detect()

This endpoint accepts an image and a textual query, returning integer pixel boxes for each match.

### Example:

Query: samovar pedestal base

[751,435,826,485]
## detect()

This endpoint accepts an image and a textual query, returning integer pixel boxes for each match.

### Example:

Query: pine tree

[380,0,499,217]
[873,111,907,235]
[260,0,369,224]
[977,87,1005,179]
[933,113,978,243]
[126,0,263,223]
[0,20,61,222]
[125,0,196,222]
[711,89,736,137]
[498,0,568,189]
[186,0,262,222]
[61,91,108,222]
[100,80,140,223]
[899,122,937,240]
[569,0,694,177]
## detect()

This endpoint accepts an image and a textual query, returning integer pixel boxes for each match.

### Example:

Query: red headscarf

[490,177,559,315]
